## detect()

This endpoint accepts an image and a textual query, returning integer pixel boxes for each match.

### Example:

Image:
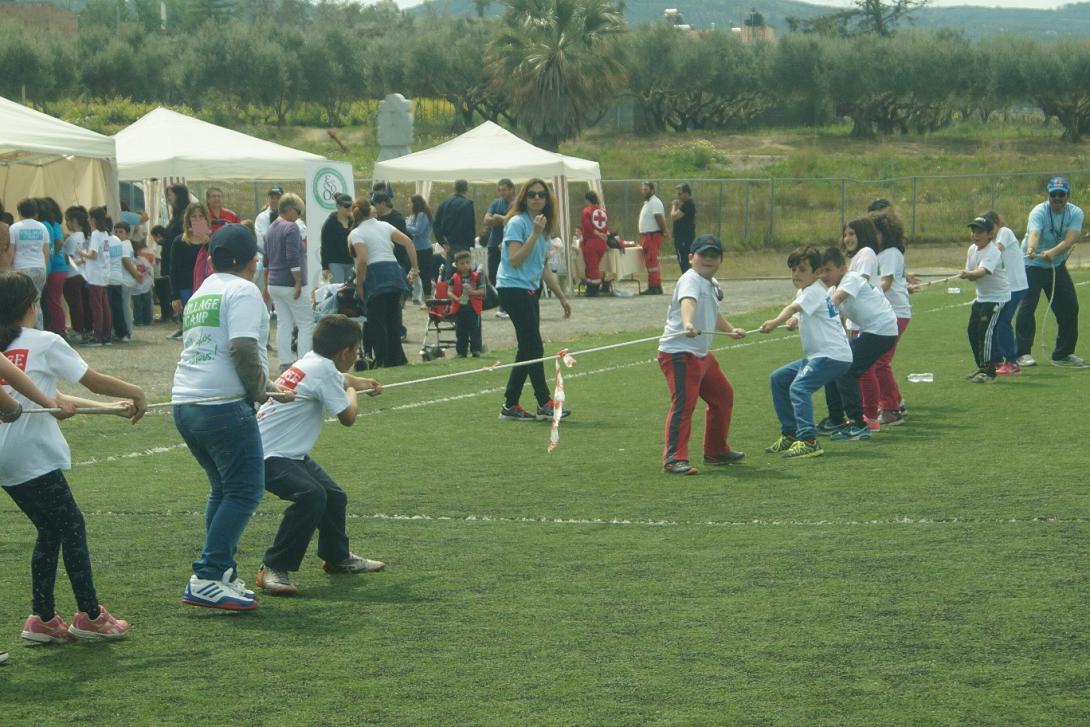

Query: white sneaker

[255,565,298,596]
[0,650,7,664]
[495,311,509,319]
[182,568,257,610]
[323,553,386,574]
[1016,354,1036,367]
[1051,354,1089,368]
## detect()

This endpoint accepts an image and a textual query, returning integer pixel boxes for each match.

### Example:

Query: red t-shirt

[209,207,240,233]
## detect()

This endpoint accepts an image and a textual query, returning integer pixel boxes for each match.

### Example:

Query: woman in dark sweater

[320,193,355,284]
[169,203,211,321]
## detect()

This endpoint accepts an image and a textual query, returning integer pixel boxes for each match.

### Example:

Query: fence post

[769,178,776,243]
[991,174,997,210]
[623,184,630,240]
[254,183,260,218]
[911,176,918,241]
[840,178,846,231]
[717,181,724,240]
[744,182,751,243]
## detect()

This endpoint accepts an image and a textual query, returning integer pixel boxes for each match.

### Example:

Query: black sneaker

[816,417,846,436]
[499,404,536,421]
[704,451,745,465]
[664,460,698,475]
[535,400,571,421]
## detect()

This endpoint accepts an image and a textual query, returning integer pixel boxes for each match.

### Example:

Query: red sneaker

[864,416,881,432]
[68,605,130,641]
[21,613,76,644]
[996,362,1021,376]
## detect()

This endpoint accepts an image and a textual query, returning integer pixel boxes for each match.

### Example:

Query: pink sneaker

[68,605,130,641]
[864,416,881,432]
[21,613,76,644]
[996,362,1021,376]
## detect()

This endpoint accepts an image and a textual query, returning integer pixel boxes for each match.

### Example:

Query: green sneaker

[765,435,795,453]
[783,439,824,459]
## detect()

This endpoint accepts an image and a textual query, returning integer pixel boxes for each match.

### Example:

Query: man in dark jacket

[433,179,477,254]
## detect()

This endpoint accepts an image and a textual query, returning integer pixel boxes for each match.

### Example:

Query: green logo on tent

[312,166,349,212]
[183,294,223,330]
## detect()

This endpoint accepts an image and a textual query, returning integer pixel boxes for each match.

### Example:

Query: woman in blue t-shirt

[495,179,572,422]
[39,198,69,336]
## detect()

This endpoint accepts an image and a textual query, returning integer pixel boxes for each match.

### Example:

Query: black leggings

[499,287,551,408]
[5,470,100,619]
[365,291,407,368]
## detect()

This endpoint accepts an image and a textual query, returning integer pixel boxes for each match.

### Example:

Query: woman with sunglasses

[321,194,356,284]
[496,179,572,422]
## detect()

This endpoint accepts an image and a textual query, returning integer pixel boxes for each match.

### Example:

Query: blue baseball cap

[690,234,723,256]
[1047,177,1070,194]
[209,223,257,267]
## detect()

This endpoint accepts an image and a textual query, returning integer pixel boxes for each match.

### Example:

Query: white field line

[65,509,1083,529]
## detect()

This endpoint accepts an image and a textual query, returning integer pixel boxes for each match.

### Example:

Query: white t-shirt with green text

[171,273,269,405]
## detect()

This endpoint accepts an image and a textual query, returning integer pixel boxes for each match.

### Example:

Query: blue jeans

[770,357,852,441]
[996,288,1026,363]
[328,262,354,284]
[173,401,265,580]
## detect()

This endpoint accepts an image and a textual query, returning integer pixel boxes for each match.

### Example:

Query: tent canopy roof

[372,121,600,184]
[0,95,116,165]
[114,107,325,182]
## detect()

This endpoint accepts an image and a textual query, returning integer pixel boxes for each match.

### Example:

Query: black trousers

[365,292,407,368]
[5,470,99,619]
[1015,264,1080,360]
[827,333,899,425]
[499,287,551,408]
[488,247,504,312]
[416,249,434,298]
[107,284,129,338]
[969,301,1004,372]
[455,308,482,355]
[674,237,693,274]
[262,457,350,572]
[154,276,174,321]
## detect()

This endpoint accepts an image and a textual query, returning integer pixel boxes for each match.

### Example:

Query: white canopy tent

[373,121,603,286]
[0,96,121,218]
[114,107,326,182]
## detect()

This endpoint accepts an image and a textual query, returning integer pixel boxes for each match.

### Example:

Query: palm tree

[487,0,626,151]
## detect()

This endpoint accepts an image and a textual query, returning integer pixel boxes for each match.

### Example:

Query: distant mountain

[409,0,1090,39]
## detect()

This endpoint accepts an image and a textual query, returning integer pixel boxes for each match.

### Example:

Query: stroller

[313,282,371,370]
[419,277,457,361]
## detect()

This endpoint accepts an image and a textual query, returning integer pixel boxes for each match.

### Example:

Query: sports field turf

[2,274,1089,725]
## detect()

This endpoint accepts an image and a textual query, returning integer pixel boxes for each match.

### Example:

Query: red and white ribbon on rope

[547,349,578,452]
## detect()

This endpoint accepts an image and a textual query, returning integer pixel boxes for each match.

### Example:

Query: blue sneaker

[535,400,571,421]
[499,404,536,421]
[816,417,847,436]
[830,423,872,441]
[183,568,257,611]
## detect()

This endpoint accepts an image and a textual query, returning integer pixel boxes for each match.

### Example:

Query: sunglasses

[526,190,548,199]
[1050,191,1068,199]
[338,201,352,208]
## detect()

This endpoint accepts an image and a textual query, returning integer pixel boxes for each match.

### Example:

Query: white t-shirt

[64,231,86,279]
[119,239,138,286]
[638,195,665,234]
[845,247,879,331]
[965,243,1011,304]
[347,219,399,265]
[658,269,722,357]
[834,271,899,336]
[83,230,112,287]
[0,329,89,487]
[795,282,853,362]
[107,235,127,285]
[876,247,912,319]
[171,273,270,404]
[257,351,351,460]
[255,209,306,248]
[9,219,49,272]
[996,226,1028,293]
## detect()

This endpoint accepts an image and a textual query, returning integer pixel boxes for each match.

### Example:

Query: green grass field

[2,275,1090,725]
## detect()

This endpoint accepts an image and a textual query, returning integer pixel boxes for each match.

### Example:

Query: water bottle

[946,287,961,294]
[906,373,934,383]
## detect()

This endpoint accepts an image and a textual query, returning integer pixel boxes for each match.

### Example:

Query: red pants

[658,350,734,465]
[641,232,663,288]
[581,237,607,283]
[87,284,112,342]
[44,271,68,335]
[864,317,910,414]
